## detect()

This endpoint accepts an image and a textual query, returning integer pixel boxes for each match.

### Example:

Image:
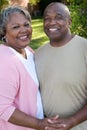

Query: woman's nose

[20,26,26,32]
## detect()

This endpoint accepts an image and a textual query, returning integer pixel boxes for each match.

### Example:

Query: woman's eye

[24,23,30,27]
[12,26,19,29]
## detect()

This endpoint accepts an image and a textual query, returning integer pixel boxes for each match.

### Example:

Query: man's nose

[50,19,56,24]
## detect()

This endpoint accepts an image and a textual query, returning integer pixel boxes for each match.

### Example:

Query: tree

[29,0,40,5]
[67,0,87,37]
[0,0,9,11]
[39,0,61,15]
[78,0,87,37]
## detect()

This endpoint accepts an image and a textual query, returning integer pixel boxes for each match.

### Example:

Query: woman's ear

[69,17,72,25]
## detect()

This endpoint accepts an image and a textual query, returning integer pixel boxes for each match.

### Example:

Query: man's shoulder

[76,35,87,42]
[35,43,49,52]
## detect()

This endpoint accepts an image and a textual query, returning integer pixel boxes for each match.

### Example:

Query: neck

[20,49,27,59]
[50,33,74,47]
[15,48,27,59]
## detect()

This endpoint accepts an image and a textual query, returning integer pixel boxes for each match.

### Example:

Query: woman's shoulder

[0,44,18,64]
[0,44,12,54]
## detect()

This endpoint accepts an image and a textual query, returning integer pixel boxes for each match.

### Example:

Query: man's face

[43,4,71,41]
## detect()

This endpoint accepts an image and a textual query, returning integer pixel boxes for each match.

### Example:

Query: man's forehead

[44,7,65,15]
[44,4,70,17]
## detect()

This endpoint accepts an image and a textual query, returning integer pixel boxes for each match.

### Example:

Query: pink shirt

[0,44,43,130]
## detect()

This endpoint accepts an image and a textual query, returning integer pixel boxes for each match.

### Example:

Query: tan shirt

[35,35,87,130]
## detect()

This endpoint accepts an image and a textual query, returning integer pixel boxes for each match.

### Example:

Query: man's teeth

[49,28,57,31]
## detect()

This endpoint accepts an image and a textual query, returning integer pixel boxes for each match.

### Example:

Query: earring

[2,36,6,42]
[2,36,8,43]
[5,37,8,43]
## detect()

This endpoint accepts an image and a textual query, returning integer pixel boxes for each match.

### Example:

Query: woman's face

[5,12,32,51]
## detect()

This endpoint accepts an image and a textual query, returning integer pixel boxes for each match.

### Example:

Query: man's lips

[48,27,60,32]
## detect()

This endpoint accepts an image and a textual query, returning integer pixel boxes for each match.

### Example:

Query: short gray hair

[43,2,70,18]
[0,6,31,40]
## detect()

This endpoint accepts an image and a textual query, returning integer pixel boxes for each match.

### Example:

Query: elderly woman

[0,6,57,130]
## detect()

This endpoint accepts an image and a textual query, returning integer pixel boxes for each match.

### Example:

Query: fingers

[45,126,64,130]
[45,123,66,130]
[53,115,59,120]
[47,119,54,123]
[47,115,59,123]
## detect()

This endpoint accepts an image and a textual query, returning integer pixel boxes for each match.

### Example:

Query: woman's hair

[0,6,31,40]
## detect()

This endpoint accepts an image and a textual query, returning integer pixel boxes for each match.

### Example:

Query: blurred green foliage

[29,0,40,5]
[0,0,9,11]
[69,3,87,38]
[30,17,49,49]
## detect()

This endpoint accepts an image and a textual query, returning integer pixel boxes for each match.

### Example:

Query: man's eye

[57,17,63,20]
[44,17,50,21]
[56,15,64,20]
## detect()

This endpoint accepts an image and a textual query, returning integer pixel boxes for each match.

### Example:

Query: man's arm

[47,104,87,130]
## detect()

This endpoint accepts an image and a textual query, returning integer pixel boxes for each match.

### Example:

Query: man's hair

[43,2,70,18]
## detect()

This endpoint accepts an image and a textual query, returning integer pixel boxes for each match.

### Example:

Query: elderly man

[35,2,87,130]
